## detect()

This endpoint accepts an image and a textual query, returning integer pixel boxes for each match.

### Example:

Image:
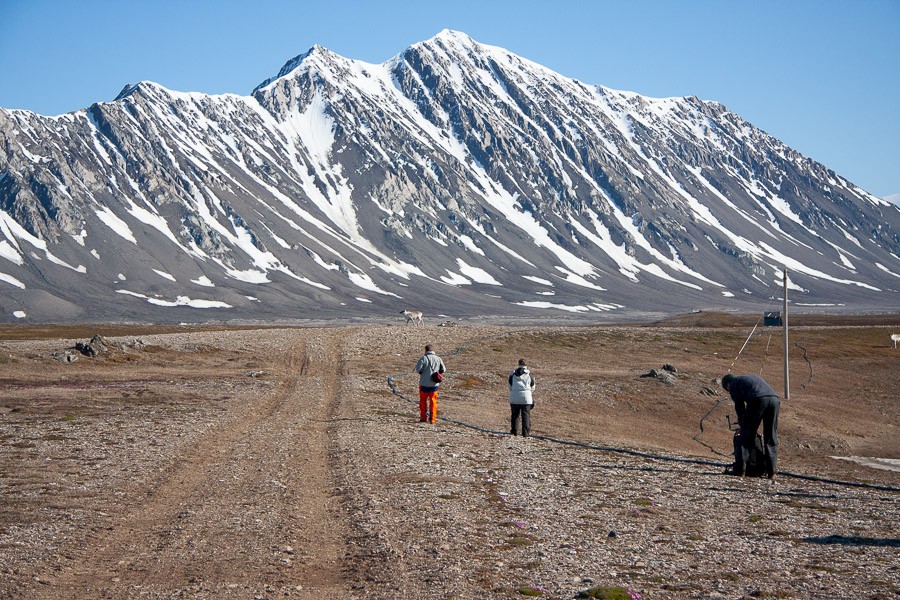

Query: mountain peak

[417,29,486,56]
[254,44,343,92]
[114,81,152,101]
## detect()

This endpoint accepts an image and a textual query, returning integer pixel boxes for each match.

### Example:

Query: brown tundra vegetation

[0,312,898,599]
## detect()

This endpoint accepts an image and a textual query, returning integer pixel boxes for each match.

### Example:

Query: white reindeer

[401,310,424,326]
[892,333,900,348]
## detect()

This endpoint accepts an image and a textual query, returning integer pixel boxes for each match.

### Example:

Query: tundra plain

[0,313,898,599]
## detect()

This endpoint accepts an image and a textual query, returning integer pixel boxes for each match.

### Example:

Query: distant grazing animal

[401,310,424,326]
[892,333,900,348]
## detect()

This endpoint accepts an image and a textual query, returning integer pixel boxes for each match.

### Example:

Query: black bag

[745,434,767,477]
[431,371,444,383]
[727,433,767,477]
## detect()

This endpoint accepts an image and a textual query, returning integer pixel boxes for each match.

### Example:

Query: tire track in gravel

[52,329,355,598]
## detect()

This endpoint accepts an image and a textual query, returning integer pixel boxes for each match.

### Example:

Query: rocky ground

[0,316,897,599]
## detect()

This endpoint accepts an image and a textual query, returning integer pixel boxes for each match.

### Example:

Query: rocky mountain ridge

[1,30,898,323]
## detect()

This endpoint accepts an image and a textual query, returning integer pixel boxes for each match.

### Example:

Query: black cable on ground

[795,341,813,389]
[387,370,900,494]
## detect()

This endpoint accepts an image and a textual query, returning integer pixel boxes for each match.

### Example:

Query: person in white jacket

[508,358,536,437]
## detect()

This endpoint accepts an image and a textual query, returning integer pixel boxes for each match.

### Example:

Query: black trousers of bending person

[737,394,780,476]
[510,404,532,436]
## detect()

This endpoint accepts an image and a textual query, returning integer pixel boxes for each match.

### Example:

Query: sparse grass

[773,499,837,512]
[503,533,535,548]
[575,586,633,599]
[454,375,488,389]
[516,585,544,596]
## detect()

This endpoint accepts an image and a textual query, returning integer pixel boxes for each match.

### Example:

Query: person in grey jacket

[508,358,536,437]
[722,373,780,480]
[415,344,446,423]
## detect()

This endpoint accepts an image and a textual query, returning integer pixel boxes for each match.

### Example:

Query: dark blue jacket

[728,375,778,424]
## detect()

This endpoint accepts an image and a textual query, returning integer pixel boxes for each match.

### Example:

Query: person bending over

[722,373,780,481]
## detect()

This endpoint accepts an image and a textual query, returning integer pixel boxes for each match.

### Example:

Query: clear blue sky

[2,0,898,197]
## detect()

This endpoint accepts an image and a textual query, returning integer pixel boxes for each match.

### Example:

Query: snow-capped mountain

[1,30,898,323]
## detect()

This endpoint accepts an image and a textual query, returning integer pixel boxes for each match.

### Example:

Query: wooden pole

[783,269,790,401]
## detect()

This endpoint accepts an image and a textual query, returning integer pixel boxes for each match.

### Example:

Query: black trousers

[510,404,532,436]
[737,395,780,476]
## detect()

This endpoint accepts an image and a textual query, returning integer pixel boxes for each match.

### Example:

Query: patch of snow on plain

[875,263,900,278]
[0,241,22,265]
[515,300,622,313]
[45,252,86,273]
[578,207,709,289]
[764,244,879,290]
[153,269,177,282]
[457,234,486,256]
[440,271,471,285]
[224,268,270,284]
[95,207,137,244]
[347,271,401,297]
[2,209,83,270]
[117,289,232,308]
[765,193,804,226]
[555,267,606,291]
[13,310,26,319]
[522,275,553,286]
[838,252,856,271]
[0,272,25,288]
[192,276,215,287]
[456,259,500,284]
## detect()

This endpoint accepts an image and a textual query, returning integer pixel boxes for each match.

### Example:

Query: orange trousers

[419,388,438,423]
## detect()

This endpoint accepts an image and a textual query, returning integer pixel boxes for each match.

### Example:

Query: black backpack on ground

[726,433,767,477]
[744,434,767,477]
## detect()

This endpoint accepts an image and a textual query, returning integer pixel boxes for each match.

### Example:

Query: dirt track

[1,329,364,598]
[1,320,898,599]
